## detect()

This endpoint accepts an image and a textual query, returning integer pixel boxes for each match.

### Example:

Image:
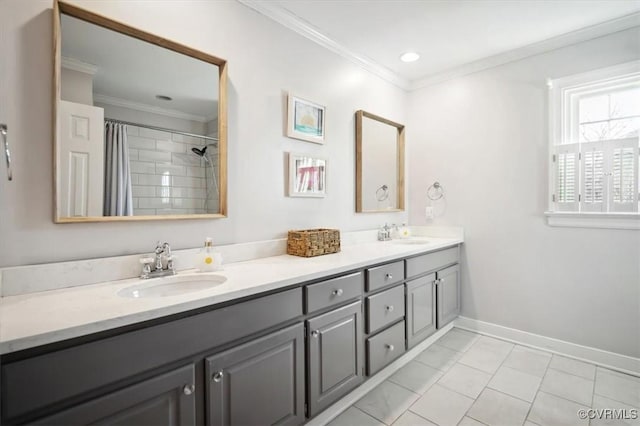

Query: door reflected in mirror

[54,1,227,222]
[356,110,405,212]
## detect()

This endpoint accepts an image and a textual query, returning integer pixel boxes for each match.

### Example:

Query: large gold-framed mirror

[355,110,405,212]
[53,0,227,223]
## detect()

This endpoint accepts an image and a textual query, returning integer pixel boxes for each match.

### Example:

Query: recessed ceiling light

[400,52,420,63]
[156,95,173,101]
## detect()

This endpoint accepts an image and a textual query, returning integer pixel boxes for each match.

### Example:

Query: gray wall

[0,0,408,267]
[408,27,640,358]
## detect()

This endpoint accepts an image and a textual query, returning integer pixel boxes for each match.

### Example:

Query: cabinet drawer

[406,246,459,278]
[366,285,405,334]
[366,321,406,375]
[306,272,363,314]
[366,260,404,292]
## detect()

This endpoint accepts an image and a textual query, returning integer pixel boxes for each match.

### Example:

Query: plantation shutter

[580,141,605,212]
[554,143,579,211]
[608,137,639,213]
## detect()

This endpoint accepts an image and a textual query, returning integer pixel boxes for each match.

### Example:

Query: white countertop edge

[0,237,462,354]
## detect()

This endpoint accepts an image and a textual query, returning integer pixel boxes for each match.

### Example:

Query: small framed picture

[287,94,325,144]
[288,153,327,197]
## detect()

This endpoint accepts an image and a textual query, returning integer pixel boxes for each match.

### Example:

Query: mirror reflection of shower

[191,143,219,214]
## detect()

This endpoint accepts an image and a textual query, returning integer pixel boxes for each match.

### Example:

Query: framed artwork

[288,153,326,197]
[287,94,325,144]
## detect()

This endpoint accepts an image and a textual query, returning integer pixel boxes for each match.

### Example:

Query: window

[547,61,640,229]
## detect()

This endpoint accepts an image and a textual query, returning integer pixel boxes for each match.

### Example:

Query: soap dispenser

[399,223,411,239]
[196,237,223,272]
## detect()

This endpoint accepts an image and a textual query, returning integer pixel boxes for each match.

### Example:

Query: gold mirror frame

[355,110,405,213]
[53,0,227,223]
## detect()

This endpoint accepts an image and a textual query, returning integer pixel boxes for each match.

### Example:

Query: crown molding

[61,56,98,75]
[237,0,640,93]
[409,12,640,90]
[237,0,410,90]
[93,94,208,123]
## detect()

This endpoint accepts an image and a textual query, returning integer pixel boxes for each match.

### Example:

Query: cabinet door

[307,300,364,418]
[206,323,305,426]
[34,365,196,426]
[436,264,460,328]
[406,274,436,349]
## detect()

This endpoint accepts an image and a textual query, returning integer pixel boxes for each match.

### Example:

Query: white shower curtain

[104,121,133,216]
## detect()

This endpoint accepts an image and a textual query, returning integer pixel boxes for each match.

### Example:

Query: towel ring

[376,184,389,202]
[427,181,444,200]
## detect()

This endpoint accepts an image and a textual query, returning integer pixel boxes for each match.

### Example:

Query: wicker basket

[287,229,341,257]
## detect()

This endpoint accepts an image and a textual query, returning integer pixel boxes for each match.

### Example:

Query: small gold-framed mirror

[355,110,405,212]
[53,0,227,223]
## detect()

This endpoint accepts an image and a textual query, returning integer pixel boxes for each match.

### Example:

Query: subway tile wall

[127,125,219,215]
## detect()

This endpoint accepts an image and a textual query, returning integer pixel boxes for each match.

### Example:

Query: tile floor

[327,328,640,426]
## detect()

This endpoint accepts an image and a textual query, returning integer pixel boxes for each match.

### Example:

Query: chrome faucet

[378,223,392,241]
[140,241,176,279]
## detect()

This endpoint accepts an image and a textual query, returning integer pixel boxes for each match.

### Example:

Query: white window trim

[547,60,640,230]
[544,212,640,230]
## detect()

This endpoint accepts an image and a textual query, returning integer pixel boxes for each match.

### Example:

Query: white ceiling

[61,13,219,120]
[246,0,640,88]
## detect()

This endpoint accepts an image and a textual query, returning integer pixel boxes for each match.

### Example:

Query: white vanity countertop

[0,237,462,354]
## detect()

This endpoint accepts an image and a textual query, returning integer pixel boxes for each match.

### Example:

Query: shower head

[191,146,207,157]
[192,146,211,164]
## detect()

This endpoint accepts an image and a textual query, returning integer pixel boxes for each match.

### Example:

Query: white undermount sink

[117,274,227,298]
[392,238,431,245]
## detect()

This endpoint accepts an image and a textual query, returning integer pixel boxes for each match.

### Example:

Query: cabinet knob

[440,278,445,283]
[212,371,224,383]
[332,288,343,296]
[386,305,394,312]
[311,330,320,338]
[385,273,393,280]
[183,384,195,395]
[385,344,395,351]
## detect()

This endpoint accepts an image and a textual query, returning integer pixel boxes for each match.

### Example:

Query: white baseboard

[455,316,640,377]
[305,322,455,426]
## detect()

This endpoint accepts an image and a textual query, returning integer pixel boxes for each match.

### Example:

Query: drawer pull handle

[212,371,224,382]
[332,288,343,296]
[385,273,393,280]
[183,384,195,395]
[386,305,394,312]
[385,344,395,351]
[1,124,12,181]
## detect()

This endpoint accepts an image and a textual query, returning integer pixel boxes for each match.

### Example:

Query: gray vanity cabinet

[405,245,461,346]
[33,364,196,426]
[306,300,364,418]
[2,288,303,425]
[205,323,305,426]
[406,273,437,348]
[436,264,460,328]
[1,245,463,425]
